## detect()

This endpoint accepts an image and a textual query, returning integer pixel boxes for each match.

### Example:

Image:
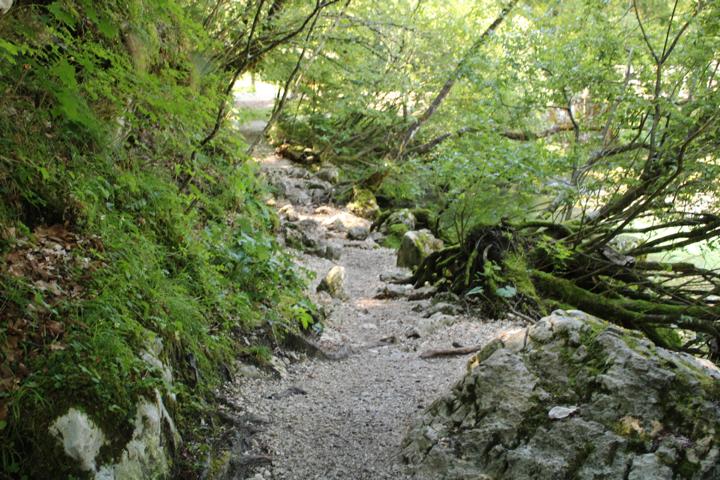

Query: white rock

[97,389,179,479]
[269,355,288,378]
[548,405,579,420]
[49,408,107,472]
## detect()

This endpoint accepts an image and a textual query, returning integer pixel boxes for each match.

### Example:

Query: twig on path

[419,344,483,359]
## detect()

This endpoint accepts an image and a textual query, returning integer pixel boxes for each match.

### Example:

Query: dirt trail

[221,119,519,479]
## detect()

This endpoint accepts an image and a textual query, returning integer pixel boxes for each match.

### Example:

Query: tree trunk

[397,0,519,154]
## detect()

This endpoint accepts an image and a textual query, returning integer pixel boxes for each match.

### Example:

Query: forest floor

[221,107,520,480]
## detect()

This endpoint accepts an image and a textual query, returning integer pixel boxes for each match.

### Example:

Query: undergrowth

[0,1,312,477]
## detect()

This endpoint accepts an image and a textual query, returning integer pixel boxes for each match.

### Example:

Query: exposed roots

[411,222,720,359]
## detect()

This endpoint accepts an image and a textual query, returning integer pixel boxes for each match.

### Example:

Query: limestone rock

[317,265,347,300]
[327,218,347,232]
[314,206,334,215]
[50,389,178,479]
[548,405,578,420]
[413,312,457,337]
[97,390,178,479]
[284,219,324,250]
[403,310,720,480]
[396,230,443,269]
[286,187,311,206]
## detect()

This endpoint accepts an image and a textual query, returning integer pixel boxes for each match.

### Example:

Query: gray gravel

[220,151,521,480]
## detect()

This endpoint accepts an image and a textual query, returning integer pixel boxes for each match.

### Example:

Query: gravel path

[218,145,521,480]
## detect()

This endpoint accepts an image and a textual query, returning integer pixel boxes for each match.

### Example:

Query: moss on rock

[347,187,380,220]
[403,310,720,480]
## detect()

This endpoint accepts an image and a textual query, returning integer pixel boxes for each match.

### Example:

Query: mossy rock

[347,187,380,220]
[380,223,410,249]
[396,229,443,269]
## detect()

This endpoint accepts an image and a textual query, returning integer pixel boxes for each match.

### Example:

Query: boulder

[347,187,379,220]
[396,230,443,269]
[317,266,347,300]
[402,310,720,480]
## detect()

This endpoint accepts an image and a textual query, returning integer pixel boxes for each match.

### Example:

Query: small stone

[279,204,299,222]
[268,356,288,378]
[423,302,462,317]
[375,284,413,299]
[347,225,370,241]
[317,265,347,300]
[322,244,342,260]
[314,206,334,215]
[379,272,413,283]
[237,364,266,379]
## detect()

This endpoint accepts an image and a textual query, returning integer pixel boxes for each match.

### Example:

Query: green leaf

[0,39,19,62]
[466,286,484,296]
[53,58,77,88]
[495,285,517,298]
[47,2,77,28]
[97,18,119,39]
[38,166,51,181]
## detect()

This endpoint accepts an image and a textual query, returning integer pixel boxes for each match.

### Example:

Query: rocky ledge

[402,310,720,480]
